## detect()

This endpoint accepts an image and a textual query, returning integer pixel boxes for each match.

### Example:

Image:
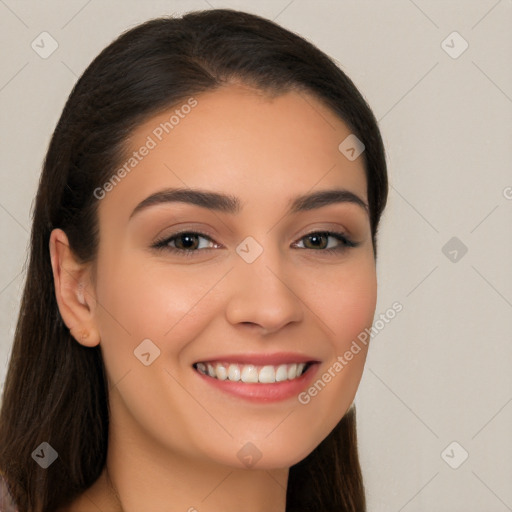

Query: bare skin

[50,83,377,512]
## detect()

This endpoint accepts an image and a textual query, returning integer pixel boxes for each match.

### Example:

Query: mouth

[193,361,315,383]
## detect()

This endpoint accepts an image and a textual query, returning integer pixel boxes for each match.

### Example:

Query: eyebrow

[128,187,368,220]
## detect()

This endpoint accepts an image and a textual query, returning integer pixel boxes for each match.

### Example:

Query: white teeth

[275,364,288,382]
[196,361,310,383]
[215,363,228,380]
[287,363,297,380]
[228,364,241,382]
[241,365,259,383]
[258,365,276,383]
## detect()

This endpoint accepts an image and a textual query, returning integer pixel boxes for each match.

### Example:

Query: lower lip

[193,363,320,403]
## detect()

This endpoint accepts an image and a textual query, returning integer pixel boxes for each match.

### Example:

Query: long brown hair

[0,9,387,512]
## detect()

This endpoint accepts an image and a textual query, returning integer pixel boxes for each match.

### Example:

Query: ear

[49,228,101,347]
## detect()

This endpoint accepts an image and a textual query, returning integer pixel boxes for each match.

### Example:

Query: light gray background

[0,1,511,511]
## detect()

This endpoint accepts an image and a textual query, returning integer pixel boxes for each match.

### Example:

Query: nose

[224,246,304,336]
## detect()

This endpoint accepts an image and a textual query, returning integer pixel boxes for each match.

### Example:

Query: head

[0,9,387,512]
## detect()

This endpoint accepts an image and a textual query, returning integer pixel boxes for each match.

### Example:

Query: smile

[193,361,313,383]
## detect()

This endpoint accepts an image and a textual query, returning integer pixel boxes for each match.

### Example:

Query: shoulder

[0,474,18,512]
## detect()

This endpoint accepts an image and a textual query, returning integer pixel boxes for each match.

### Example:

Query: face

[87,83,376,469]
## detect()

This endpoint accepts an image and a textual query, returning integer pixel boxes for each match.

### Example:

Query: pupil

[179,234,196,249]
[309,234,326,249]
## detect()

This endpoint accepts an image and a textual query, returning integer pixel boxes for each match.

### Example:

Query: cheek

[91,257,227,452]
[327,257,377,371]
[330,269,377,349]
[95,262,217,347]
[91,255,201,369]
[92,253,236,399]
[293,256,377,434]
[304,254,378,346]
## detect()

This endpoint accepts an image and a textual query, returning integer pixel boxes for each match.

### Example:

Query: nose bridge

[225,234,303,332]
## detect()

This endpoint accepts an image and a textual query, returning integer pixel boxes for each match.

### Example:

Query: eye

[151,231,219,256]
[293,231,358,254]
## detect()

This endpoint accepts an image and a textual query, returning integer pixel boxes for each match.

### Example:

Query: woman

[0,8,387,512]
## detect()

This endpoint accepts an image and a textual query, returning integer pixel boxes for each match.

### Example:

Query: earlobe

[69,326,94,345]
[49,228,101,347]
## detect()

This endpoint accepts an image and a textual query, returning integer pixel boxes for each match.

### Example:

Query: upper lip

[193,352,320,366]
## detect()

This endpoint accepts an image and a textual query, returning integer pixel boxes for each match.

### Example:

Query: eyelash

[151,230,358,257]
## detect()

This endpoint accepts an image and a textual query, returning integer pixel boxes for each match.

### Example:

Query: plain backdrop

[0,1,511,511]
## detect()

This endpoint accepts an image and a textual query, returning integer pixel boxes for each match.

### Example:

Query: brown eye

[303,233,329,249]
[294,231,357,253]
[173,233,200,250]
[152,231,218,255]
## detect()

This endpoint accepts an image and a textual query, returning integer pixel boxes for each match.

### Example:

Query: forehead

[97,84,368,225]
